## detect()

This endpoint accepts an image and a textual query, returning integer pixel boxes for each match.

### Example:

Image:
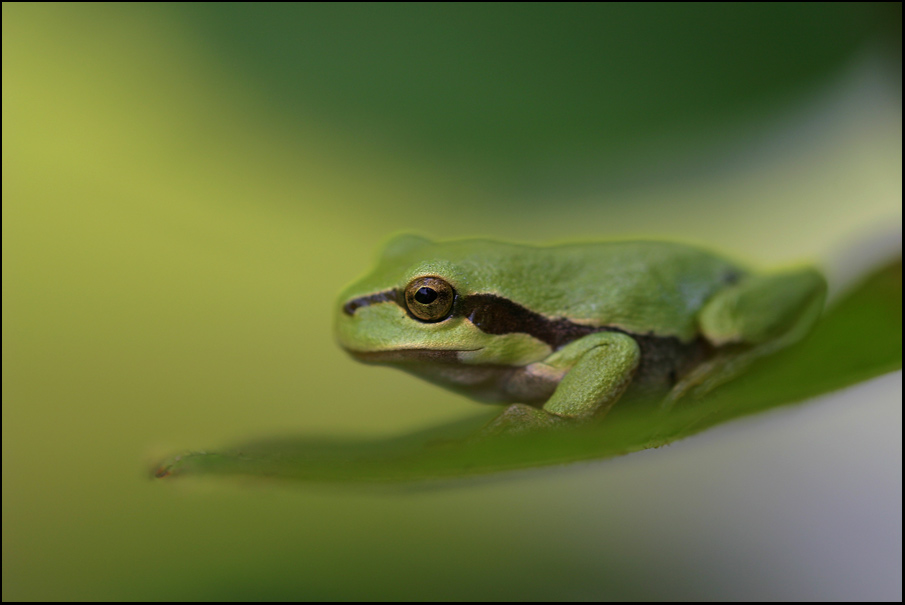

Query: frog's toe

[476,403,567,438]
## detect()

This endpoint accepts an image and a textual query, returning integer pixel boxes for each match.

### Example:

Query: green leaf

[155,258,902,484]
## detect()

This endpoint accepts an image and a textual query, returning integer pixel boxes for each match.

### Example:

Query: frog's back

[445,240,745,342]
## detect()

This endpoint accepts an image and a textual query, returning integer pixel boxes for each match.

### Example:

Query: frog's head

[335,234,552,398]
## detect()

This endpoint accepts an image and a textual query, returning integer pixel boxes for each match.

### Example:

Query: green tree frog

[336,235,826,433]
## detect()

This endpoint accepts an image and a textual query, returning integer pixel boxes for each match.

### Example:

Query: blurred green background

[3,2,901,600]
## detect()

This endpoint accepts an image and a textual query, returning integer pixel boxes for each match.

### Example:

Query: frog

[335,234,827,434]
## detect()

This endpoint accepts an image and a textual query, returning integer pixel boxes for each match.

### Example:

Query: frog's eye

[404,276,455,322]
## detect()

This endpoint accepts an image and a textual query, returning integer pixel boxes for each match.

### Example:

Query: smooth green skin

[336,235,827,434]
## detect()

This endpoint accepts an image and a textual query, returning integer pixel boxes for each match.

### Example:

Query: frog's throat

[344,347,556,404]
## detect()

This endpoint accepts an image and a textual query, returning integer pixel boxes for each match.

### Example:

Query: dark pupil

[414,287,438,304]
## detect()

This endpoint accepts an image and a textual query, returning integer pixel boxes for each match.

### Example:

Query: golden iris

[404,276,455,322]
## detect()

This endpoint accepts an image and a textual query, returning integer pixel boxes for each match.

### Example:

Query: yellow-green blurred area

[3,2,901,600]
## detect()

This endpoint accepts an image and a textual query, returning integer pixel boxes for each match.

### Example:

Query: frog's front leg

[482,332,640,435]
[665,267,827,407]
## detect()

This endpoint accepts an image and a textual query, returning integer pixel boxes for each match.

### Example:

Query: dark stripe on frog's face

[342,289,401,316]
[343,288,598,349]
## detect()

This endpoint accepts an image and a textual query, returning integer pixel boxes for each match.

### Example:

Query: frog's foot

[662,348,755,410]
[476,403,570,438]
[662,359,717,408]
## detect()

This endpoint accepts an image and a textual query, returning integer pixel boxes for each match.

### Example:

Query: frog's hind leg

[663,268,827,409]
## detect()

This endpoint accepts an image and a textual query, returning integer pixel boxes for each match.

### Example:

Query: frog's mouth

[345,348,481,365]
